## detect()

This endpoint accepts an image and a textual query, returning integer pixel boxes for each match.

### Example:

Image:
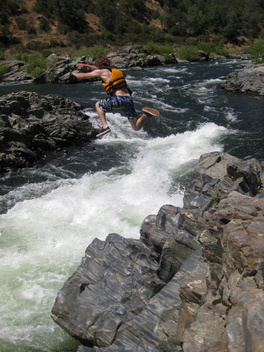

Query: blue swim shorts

[98,96,137,119]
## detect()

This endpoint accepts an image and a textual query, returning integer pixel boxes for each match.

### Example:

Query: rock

[3,60,31,81]
[34,54,77,83]
[222,63,264,95]
[226,288,264,352]
[0,91,96,170]
[51,233,164,348]
[51,152,264,351]
[183,294,227,352]
[183,152,262,219]
[107,50,177,69]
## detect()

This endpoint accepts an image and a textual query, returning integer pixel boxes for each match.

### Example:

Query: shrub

[0,63,9,80]
[197,41,216,54]
[0,50,5,60]
[29,66,45,78]
[247,39,264,63]
[26,41,51,51]
[196,41,229,57]
[39,17,51,32]
[75,45,109,59]
[27,26,37,35]
[176,45,199,61]
[16,17,28,30]
[15,53,46,77]
[144,42,173,55]
[41,49,53,58]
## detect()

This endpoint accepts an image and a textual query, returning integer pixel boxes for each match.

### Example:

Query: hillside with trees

[0,0,263,62]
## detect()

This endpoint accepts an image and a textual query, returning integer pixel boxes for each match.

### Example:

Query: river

[0,59,263,352]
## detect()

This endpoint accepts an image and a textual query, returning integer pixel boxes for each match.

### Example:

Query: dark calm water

[0,59,263,352]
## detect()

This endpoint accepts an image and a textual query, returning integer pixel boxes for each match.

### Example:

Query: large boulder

[51,152,264,352]
[222,63,264,95]
[0,91,96,170]
[51,208,206,352]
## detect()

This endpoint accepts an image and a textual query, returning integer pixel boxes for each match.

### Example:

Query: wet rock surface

[51,152,264,352]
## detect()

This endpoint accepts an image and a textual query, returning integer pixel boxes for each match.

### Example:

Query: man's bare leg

[129,114,147,131]
[95,101,109,129]
[129,107,160,131]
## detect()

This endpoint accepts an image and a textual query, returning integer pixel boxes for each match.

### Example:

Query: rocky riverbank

[2,45,239,84]
[51,152,264,352]
[0,91,95,171]
[2,46,180,84]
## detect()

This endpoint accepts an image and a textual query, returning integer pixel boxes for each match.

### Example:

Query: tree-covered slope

[0,0,263,49]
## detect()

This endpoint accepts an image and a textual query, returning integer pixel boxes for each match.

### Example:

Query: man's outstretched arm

[75,63,98,70]
[72,69,102,80]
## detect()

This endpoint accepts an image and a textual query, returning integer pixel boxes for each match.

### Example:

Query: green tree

[95,0,120,33]
[242,0,263,37]
[119,0,146,21]
[248,38,264,63]
[39,17,51,32]
[0,0,21,24]
[34,0,92,32]
[221,11,242,42]
[186,4,206,36]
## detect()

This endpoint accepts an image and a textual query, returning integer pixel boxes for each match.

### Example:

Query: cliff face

[51,152,264,352]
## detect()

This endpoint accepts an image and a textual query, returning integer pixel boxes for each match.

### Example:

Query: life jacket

[102,68,130,95]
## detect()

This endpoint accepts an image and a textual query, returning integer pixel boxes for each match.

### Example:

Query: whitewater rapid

[0,116,229,351]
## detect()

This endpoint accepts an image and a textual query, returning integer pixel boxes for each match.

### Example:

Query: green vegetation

[0,0,21,25]
[196,42,228,57]
[22,0,264,46]
[176,45,200,61]
[248,39,264,63]
[33,0,91,33]
[0,50,5,60]
[144,42,173,55]
[75,46,109,59]
[16,53,46,78]
[160,0,264,42]
[0,62,9,80]
[176,41,228,61]
[0,0,264,56]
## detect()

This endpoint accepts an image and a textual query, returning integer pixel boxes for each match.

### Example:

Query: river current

[0,59,263,352]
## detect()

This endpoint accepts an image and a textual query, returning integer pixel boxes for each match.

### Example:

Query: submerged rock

[0,91,96,171]
[51,152,264,351]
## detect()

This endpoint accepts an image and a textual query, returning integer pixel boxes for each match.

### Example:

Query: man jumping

[73,56,160,137]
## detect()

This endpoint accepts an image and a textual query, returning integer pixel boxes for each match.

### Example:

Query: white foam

[225,109,238,123]
[0,121,228,260]
[203,78,225,86]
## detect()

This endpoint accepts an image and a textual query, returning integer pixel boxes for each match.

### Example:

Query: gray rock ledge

[51,152,264,352]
